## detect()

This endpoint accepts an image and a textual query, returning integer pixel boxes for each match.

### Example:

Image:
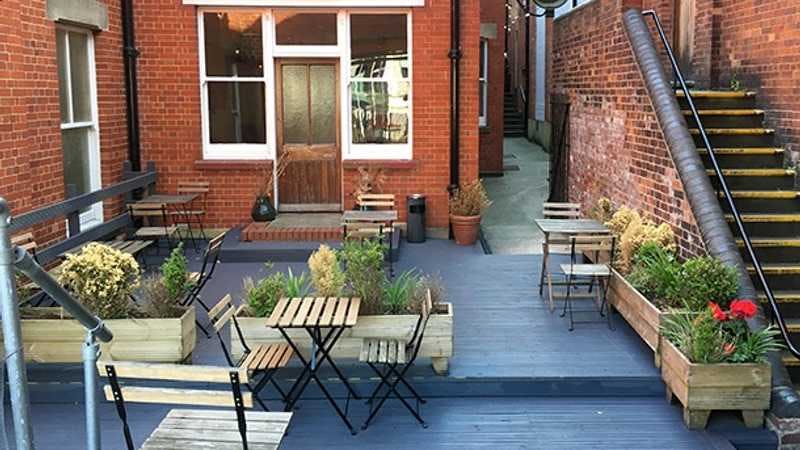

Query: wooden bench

[99,361,292,450]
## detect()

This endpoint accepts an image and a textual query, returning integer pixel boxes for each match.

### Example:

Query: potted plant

[449,179,492,246]
[18,243,196,363]
[252,153,291,222]
[233,243,455,374]
[660,300,781,429]
[352,166,387,210]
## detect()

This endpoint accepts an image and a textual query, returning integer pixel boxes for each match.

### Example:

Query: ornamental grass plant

[449,179,492,217]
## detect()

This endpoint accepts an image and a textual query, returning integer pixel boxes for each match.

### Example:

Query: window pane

[68,32,92,122]
[281,65,309,145]
[479,81,487,119]
[56,29,70,123]
[62,127,93,199]
[480,40,487,79]
[351,80,409,144]
[204,12,263,77]
[275,12,337,46]
[350,14,408,79]
[311,65,336,145]
[207,82,265,144]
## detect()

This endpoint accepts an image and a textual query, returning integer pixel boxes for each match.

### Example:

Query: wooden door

[276,60,340,211]
[673,0,695,78]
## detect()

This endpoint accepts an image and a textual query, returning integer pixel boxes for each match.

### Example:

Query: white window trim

[197,8,413,161]
[479,38,488,127]
[57,24,103,231]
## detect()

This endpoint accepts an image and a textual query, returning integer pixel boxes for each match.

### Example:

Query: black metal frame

[212,301,290,412]
[642,10,800,359]
[558,235,616,332]
[362,303,432,430]
[181,231,226,337]
[277,322,361,435]
[127,202,180,258]
[105,364,250,450]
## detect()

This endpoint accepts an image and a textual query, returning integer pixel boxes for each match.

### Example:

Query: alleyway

[482,137,550,254]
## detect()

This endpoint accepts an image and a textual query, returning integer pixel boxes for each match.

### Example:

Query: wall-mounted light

[516,0,568,18]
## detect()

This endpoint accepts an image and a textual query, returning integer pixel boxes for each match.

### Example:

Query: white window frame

[198,9,275,160]
[57,24,103,231]
[196,8,413,161]
[479,38,488,127]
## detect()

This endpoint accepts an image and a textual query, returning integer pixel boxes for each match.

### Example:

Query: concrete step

[677,90,758,109]
[707,168,795,190]
[738,238,800,263]
[726,213,800,238]
[698,147,784,169]
[747,263,800,290]
[683,109,765,128]
[692,127,776,147]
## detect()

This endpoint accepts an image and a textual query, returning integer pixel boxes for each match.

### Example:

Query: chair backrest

[568,233,616,267]
[357,193,396,211]
[543,202,581,219]
[178,181,210,207]
[182,230,226,306]
[207,294,249,366]
[128,202,167,217]
[342,220,385,240]
[11,232,37,255]
[99,361,252,450]
[407,289,434,363]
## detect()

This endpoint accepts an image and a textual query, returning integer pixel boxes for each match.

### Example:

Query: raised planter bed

[607,268,666,366]
[660,339,770,429]
[233,302,454,375]
[16,307,196,363]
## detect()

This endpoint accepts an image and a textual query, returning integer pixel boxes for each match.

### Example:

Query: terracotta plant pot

[450,214,481,245]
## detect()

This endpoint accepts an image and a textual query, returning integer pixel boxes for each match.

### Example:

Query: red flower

[723,342,736,355]
[709,302,728,321]
[729,299,758,320]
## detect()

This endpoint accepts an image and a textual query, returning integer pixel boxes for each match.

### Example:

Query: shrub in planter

[308,244,345,297]
[449,179,492,246]
[58,243,141,319]
[382,269,420,315]
[139,275,189,319]
[628,242,681,309]
[672,257,739,311]
[340,239,385,314]
[242,265,310,317]
[161,243,194,302]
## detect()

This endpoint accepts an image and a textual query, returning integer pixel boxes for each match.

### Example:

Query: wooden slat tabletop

[341,210,398,222]
[534,219,609,235]
[265,297,361,329]
[141,408,291,450]
[137,193,199,205]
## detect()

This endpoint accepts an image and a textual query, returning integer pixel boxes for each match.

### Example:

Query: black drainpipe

[122,0,141,172]
[449,0,462,190]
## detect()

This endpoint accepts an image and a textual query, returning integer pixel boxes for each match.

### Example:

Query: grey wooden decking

[14,238,777,448]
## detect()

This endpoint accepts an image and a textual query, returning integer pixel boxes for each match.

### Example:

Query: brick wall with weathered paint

[479,0,505,175]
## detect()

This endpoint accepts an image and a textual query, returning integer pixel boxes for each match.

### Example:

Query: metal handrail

[517,85,527,104]
[643,10,800,359]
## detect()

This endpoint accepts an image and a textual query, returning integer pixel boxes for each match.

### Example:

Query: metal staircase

[504,92,526,137]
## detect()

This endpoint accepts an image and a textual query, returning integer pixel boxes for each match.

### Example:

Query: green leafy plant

[284,268,311,298]
[243,265,286,317]
[161,243,193,302]
[729,71,743,91]
[308,245,345,297]
[382,269,420,314]
[449,179,492,216]
[58,243,141,319]
[138,275,186,319]
[672,256,739,311]
[340,239,385,314]
[628,242,681,308]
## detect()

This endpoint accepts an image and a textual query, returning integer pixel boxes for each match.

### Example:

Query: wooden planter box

[660,339,771,429]
[233,302,454,375]
[16,307,196,363]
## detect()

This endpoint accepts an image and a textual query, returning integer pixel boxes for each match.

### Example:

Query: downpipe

[622,9,800,417]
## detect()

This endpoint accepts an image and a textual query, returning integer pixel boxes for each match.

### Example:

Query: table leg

[305,327,360,401]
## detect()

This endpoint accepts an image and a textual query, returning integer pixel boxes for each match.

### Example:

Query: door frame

[274,57,342,212]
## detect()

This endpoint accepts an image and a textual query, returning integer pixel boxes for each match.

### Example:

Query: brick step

[677,90,757,109]
[241,221,343,241]
[708,168,795,190]
[683,109,765,128]
[726,214,800,238]
[698,147,784,169]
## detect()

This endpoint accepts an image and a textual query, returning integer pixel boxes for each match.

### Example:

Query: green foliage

[161,243,193,302]
[661,310,727,363]
[673,256,739,310]
[340,239,386,314]
[729,72,742,91]
[308,244,345,297]
[138,275,186,319]
[243,265,286,317]
[628,243,681,308]
[284,268,311,298]
[382,269,420,315]
[730,326,784,364]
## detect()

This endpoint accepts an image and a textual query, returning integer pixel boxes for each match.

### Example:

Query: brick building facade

[0,0,482,242]
[478,0,505,175]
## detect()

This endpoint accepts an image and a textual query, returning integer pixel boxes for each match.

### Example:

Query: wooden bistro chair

[170,181,210,251]
[356,193,396,211]
[99,361,292,450]
[128,202,180,256]
[555,234,616,332]
[538,202,582,299]
[180,230,226,338]
[359,290,433,430]
[207,294,294,411]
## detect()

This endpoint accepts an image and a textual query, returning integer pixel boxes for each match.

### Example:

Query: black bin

[407,194,426,243]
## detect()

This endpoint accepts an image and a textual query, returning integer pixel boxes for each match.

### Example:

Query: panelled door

[673,0,696,78]
[276,59,340,211]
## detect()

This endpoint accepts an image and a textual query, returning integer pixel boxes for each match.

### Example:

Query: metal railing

[643,10,800,359]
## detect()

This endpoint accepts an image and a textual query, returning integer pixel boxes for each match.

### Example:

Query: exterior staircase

[504,92,526,137]
[677,89,800,372]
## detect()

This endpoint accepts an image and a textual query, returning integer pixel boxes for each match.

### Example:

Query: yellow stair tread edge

[718,191,798,199]
[683,109,765,116]
[726,214,800,222]
[697,147,784,154]
[706,168,794,176]
[782,355,800,366]
[676,90,757,98]
[737,238,800,247]
[690,128,774,135]
[746,264,800,274]
[759,291,800,302]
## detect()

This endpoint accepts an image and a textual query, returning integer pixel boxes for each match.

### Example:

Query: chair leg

[538,246,548,295]
[387,364,426,404]
[600,277,615,331]
[363,363,426,430]
[560,273,575,331]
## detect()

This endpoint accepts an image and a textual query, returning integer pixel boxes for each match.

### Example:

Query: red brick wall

[709,0,800,150]
[552,0,705,258]
[136,1,479,231]
[479,0,505,175]
[0,0,128,245]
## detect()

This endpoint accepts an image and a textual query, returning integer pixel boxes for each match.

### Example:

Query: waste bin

[407,194,426,243]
